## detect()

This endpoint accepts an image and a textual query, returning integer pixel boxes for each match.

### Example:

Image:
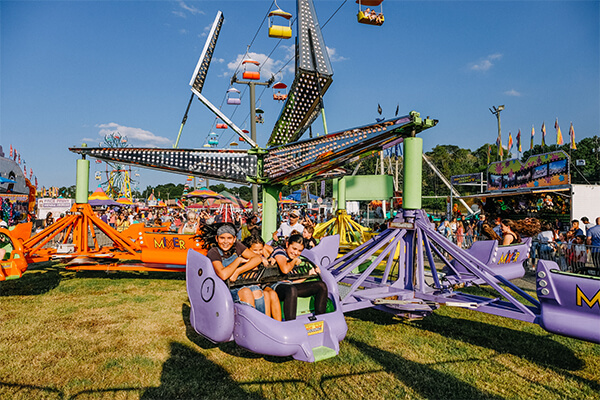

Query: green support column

[337,177,346,211]
[261,184,281,243]
[75,158,90,204]
[403,137,423,210]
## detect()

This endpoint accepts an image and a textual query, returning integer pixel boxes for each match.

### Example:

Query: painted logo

[498,250,520,264]
[576,285,600,309]
[305,321,324,336]
[153,237,187,250]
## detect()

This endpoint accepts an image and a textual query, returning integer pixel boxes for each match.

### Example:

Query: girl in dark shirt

[270,234,328,321]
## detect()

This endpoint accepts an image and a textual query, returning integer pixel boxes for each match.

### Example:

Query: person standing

[581,216,593,234]
[570,220,584,238]
[273,209,304,243]
[586,217,600,269]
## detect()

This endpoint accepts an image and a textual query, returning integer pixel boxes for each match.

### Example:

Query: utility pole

[232,74,274,214]
[489,105,505,161]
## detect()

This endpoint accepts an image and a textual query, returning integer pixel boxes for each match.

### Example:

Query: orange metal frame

[12,203,205,275]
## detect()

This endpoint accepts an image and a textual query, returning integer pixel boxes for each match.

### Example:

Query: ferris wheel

[94,132,139,200]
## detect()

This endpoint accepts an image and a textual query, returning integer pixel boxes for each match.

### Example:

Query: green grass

[0,265,598,399]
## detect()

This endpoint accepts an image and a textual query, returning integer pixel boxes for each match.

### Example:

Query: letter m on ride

[576,285,600,309]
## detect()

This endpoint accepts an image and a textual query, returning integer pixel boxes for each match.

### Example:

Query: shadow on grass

[347,338,505,400]
[68,269,186,281]
[411,314,587,372]
[1,343,261,399]
[0,263,62,296]
[141,342,264,400]
[181,303,285,362]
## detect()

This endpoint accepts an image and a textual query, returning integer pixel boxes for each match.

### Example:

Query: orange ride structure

[0,158,205,281]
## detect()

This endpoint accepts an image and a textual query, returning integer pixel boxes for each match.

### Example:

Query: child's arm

[229,249,262,282]
[274,253,301,274]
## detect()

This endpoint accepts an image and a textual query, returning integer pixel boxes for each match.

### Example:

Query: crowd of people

[432,212,600,273]
[31,202,600,320]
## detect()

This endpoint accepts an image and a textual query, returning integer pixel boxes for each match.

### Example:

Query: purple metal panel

[186,249,235,343]
[537,260,600,343]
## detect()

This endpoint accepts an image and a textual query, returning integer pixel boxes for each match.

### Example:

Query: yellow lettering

[576,285,600,308]
[154,238,165,249]
[498,253,508,264]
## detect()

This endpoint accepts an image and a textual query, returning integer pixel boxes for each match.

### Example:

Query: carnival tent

[286,189,319,203]
[88,187,120,206]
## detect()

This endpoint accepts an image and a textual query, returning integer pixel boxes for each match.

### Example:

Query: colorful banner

[541,122,546,146]
[451,173,482,185]
[530,125,535,150]
[555,119,563,145]
[487,150,570,192]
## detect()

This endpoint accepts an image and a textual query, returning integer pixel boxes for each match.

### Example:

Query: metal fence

[443,232,600,274]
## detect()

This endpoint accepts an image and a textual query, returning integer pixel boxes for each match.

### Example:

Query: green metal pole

[261,184,280,243]
[76,158,90,204]
[403,137,422,210]
[337,177,346,211]
[321,107,328,135]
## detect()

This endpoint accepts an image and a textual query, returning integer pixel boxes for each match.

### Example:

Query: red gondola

[242,59,260,80]
[273,82,288,101]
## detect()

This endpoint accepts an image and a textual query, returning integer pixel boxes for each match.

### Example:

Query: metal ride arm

[422,154,473,215]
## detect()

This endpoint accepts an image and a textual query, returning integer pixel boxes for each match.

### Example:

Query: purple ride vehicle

[186,235,347,362]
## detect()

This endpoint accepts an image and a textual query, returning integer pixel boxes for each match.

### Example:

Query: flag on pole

[487,144,491,164]
[541,122,546,146]
[516,129,522,153]
[507,132,513,154]
[530,125,535,150]
[496,135,503,158]
[9,145,12,158]
[569,122,577,150]
[555,118,563,145]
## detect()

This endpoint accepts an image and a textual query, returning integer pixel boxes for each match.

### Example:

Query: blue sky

[1,0,598,192]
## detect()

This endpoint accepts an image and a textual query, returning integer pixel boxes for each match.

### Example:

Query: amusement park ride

[1,0,598,362]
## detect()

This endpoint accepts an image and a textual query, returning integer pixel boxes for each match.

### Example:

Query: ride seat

[243,71,260,80]
[357,11,384,25]
[269,25,292,39]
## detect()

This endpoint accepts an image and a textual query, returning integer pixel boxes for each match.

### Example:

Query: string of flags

[496,120,577,158]
[8,145,38,187]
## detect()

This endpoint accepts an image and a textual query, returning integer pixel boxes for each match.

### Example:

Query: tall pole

[490,105,505,162]
[497,111,502,161]
[249,82,259,214]
[232,74,273,214]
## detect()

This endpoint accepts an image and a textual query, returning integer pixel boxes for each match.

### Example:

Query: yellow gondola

[357,0,384,26]
[268,8,292,39]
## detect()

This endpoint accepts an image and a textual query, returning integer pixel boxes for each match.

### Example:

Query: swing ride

[4,0,598,363]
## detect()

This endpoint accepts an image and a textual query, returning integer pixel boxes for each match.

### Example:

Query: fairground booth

[455,151,599,229]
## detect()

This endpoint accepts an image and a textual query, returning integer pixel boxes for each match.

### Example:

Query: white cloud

[176,1,204,16]
[95,123,173,147]
[504,89,521,97]
[327,46,347,62]
[470,53,502,72]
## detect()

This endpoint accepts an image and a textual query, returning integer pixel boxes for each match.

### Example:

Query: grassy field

[0,264,598,400]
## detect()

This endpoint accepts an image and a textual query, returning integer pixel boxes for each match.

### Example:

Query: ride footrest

[312,346,337,362]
